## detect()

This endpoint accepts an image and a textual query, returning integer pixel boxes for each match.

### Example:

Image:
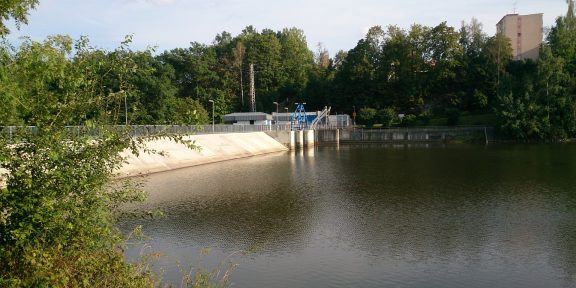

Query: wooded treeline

[1,3,576,139]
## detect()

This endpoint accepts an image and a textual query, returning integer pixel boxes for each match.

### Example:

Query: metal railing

[2,125,496,143]
[340,127,494,142]
[0,124,295,139]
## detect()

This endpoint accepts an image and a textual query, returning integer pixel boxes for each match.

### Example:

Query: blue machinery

[290,103,309,131]
[290,103,331,131]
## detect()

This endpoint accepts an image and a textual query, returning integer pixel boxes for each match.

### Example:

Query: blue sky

[6,0,569,55]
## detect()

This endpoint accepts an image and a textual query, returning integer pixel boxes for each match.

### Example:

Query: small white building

[223,112,273,125]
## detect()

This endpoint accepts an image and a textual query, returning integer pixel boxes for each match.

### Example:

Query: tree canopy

[0,0,39,36]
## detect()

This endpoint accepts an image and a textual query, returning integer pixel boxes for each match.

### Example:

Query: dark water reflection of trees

[119,145,576,287]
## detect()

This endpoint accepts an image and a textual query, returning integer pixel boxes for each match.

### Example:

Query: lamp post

[353,105,356,127]
[272,101,279,125]
[208,99,214,133]
[123,91,128,126]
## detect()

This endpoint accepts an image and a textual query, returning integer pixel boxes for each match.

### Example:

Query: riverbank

[117,132,289,178]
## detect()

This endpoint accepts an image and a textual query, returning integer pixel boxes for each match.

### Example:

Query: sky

[5,0,570,56]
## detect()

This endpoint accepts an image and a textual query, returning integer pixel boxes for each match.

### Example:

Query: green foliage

[0,36,195,287]
[358,107,377,127]
[0,127,156,287]
[399,114,419,127]
[376,108,396,127]
[0,0,38,36]
[492,2,576,140]
[495,92,549,139]
[168,98,210,125]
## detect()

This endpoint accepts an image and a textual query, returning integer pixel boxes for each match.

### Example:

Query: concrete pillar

[304,130,315,147]
[288,131,295,149]
[295,130,304,148]
[335,129,340,144]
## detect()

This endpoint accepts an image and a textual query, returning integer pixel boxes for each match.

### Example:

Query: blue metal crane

[290,103,308,131]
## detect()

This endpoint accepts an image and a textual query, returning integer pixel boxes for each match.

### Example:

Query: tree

[167,97,209,125]
[495,92,548,139]
[484,33,513,99]
[0,35,166,287]
[242,28,283,111]
[376,107,396,127]
[277,27,314,106]
[332,27,382,112]
[232,41,246,109]
[0,44,22,125]
[424,22,464,110]
[458,19,492,111]
[358,107,378,127]
[548,0,576,74]
[305,43,334,109]
[0,0,38,36]
[130,51,179,124]
[535,0,576,138]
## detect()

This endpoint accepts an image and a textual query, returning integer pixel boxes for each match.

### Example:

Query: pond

[118,144,576,288]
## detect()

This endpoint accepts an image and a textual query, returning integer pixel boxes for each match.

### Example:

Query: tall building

[496,13,543,61]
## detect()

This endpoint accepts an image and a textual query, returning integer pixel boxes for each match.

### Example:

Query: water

[118,144,576,287]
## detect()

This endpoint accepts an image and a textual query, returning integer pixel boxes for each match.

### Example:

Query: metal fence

[2,125,496,144]
[0,124,294,139]
[336,127,494,143]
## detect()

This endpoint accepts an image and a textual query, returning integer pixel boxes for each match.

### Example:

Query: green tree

[496,92,548,139]
[277,27,314,107]
[358,107,377,127]
[458,19,492,111]
[424,22,464,111]
[129,51,179,124]
[376,107,396,127]
[332,27,382,113]
[0,0,38,36]
[0,36,164,287]
[167,97,210,125]
[0,43,22,125]
[243,28,283,111]
[537,0,576,138]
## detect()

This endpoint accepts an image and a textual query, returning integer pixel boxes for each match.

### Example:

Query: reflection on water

[118,144,576,288]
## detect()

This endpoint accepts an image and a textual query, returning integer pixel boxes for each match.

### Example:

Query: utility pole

[124,92,128,126]
[273,101,279,125]
[208,99,215,133]
[240,68,244,109]
[249,63,256,112]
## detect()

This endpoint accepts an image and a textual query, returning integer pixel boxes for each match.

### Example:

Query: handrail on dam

[1,125,495,145]
[1,123,345,139]
[0,124,291,138]
[316,126,495,144]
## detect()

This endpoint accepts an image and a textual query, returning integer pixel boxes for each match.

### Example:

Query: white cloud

[149,0,175,5]
[125,0,176,6]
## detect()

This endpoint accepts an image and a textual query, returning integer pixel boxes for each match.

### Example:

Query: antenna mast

[249,63,256,112]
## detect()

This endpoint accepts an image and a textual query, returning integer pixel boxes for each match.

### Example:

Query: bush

[0,36,195,288]
[399,114,418,127]
[358,107,378,127]
[376,108,396,127]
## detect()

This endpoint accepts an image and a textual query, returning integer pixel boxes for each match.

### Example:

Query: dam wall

[117,132,288,177]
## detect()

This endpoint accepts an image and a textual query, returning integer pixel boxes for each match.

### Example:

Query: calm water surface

[118,144,576,288]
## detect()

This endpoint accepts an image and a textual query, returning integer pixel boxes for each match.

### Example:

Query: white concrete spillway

[0,131,314,187]
[117,132,290,178]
